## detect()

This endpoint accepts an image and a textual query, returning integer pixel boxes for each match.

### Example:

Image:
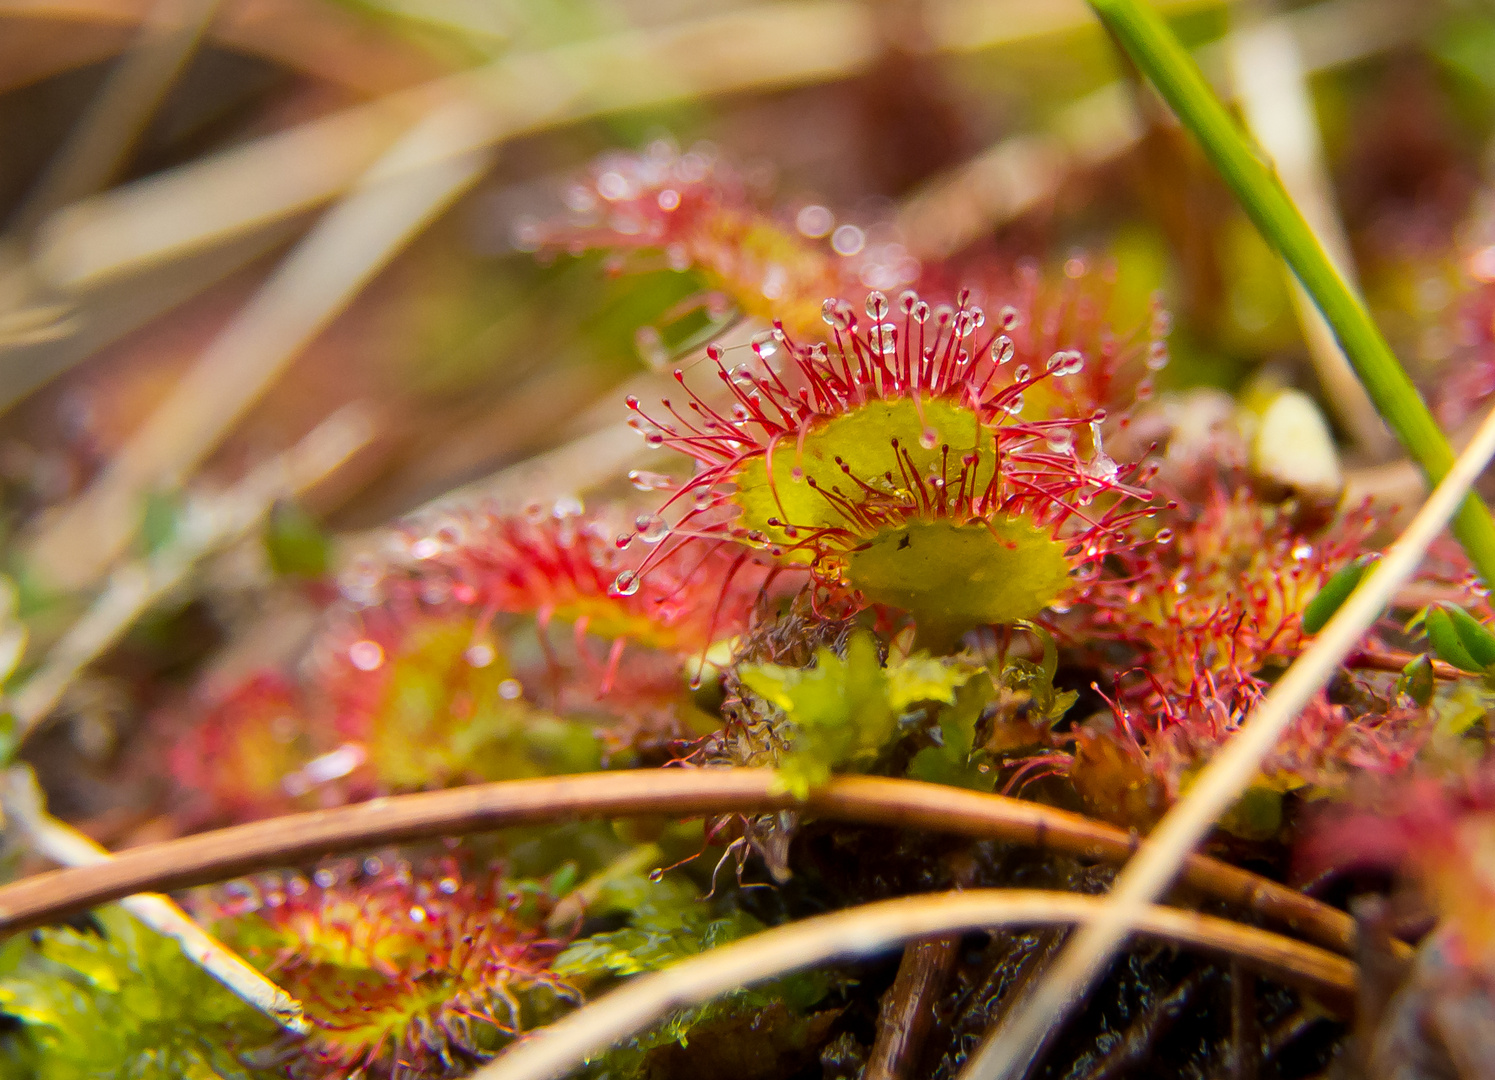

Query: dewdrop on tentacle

[625,287,1159,639]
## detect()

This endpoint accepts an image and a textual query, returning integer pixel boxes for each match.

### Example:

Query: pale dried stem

[1228,14,1391,455]
[8,0,219,237]
[23,100,493,592]
[473,890,1356,1080]
[898,0,1417,261]
[954,401,1495,1080]
[0,765,307,1032]
[9,402,376,737]
[0,771,1368,961]
[26,0,1243,296]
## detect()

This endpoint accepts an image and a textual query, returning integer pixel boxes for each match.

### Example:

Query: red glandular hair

[342,504,760,662]
[1088,486,1377,708]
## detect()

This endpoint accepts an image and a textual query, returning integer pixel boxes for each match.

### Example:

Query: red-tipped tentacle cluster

[202,860,575,1078]
[622,287,1157,618]
[1089,486,1377,709]
[164,672,321,825]
[343,503,758,659]
[520,141,852,337]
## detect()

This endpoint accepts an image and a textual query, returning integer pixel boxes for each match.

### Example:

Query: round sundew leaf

[847,519,1072,631]
[733,397,998,556]
[551,595,683,652]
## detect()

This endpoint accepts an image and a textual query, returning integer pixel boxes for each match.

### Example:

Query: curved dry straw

[472,889,1357,1080]
[0,771,1366,958]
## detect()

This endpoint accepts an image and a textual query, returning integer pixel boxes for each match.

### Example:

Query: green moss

[557,870,830,1080]
[0,908,279,1080]
[737,631,986,797]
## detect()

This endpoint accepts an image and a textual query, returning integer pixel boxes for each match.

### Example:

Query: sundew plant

[8,2,1495,1080]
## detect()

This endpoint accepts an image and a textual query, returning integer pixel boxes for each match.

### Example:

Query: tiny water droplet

[751,329,779,358]
[1046,350,1085,377]
[999,305,1022,331]
[899,289,921,314]
[1146,341,1169,371]
[634,514,668,543]
[1001,393,1025,415]
[919,428,938,449]
[628,469,676,491]
[912,300,931,324]
[1046,430,1075,453]
[821,298,856,330]
[1013,364,1031,381]
[992,335,1015,365]
[1155,528,1174,544]
[876,322,898,354]
[648,868,665,883]
[865,290,889,320]
[612,570,641,596]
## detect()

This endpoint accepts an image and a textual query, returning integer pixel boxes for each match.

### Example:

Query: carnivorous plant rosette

[621,288,1159,639]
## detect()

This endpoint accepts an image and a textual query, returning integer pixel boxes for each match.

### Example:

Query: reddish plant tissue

[200,861,575,1077]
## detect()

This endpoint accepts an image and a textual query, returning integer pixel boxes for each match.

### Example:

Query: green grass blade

[1087,0,1495,587]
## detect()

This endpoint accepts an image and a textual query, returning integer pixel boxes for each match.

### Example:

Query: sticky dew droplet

[821,298,856,330]
[612,571,641,596]
[1046,350,1085,377]
[628,469,675,491]
[634,514,668,543]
